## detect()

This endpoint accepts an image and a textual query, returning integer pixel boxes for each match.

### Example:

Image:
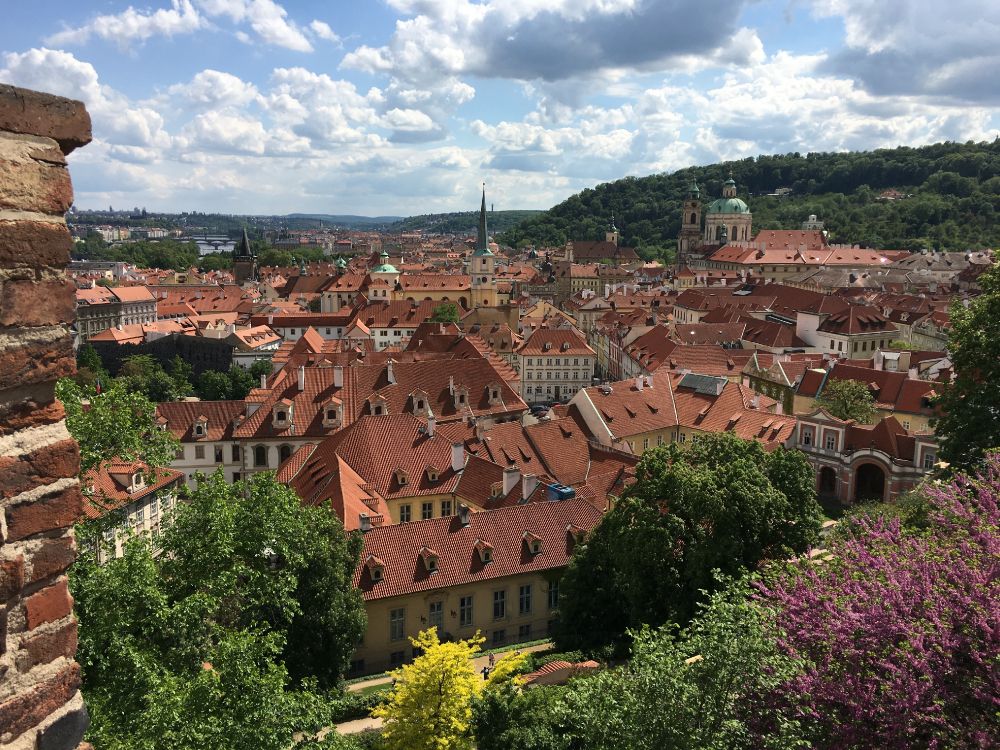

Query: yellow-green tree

[373,628,527,750]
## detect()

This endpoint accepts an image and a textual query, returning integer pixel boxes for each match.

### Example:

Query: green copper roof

[706,197,750,214]
[335,257,347,268]
[373,250,398,274]
[688,179,700,198]
[474,184,494,257]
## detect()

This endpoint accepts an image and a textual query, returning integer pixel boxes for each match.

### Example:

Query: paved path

[334,642,553,735]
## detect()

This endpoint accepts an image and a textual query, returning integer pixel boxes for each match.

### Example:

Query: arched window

[279,444,292,462]
[254,445,267,467]
[690,212,697,224]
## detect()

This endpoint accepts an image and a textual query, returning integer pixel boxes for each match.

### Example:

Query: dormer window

[132,472,144,490]
[453,385,469,408]
[566,523,586,546]
[322,399,342,428]
[272,401,293,429]
[523,531,542,555]
[426,465,440,482]
[419,546,439,573]
[474,539,494,563]
[490,482,503,499]
[395,468,409,486]
[365,554,385,582]
[410,389,430,415]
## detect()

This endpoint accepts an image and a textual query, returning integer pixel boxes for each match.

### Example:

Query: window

[276,410,287,422]
[802,428,813,446]
[548,580,560,610]
[214,446,223,463]
[902,420,910,430]
[428,601,444,632]
[837,341,843,352]
[232,472,241,483]
[389,608,406,641]
[460,595,473,627]
[923,451,936,470]
[232,445,240,461]
[657,434,663,446]
[492,629,505,646]
[135,507,144,524]
[254,446,267,467]
[493,590,506,620]
[195,445,205,460]
[326,408,338,421]
[421,502,433,520]
[194,424,204,436]
[643,438,649,451]
[519,584,532,615]
[390,650,406,666]
[400,504,411,523]
[441,500,452,517]
[518,624,532,640]
[175,447,185,460]
[825,433,837,451]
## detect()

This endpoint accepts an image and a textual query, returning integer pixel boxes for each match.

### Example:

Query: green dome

[372,251,398,274]
[336,257,347,268]
[706,197,750,214]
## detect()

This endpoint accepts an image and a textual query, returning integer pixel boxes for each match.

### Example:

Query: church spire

[235,226,253,259]
[474,182,493,256]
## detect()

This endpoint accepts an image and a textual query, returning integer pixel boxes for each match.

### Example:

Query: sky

[2,0,998,216]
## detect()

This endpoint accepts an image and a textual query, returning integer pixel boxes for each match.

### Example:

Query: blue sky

[2,1,997,215]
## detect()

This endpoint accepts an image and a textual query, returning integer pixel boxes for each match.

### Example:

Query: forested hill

[389,210,542,234]
[498,140,1000,254]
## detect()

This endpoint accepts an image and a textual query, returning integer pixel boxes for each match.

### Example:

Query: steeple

[688,179,700,199]
[474,183,493,257]
[235,227,253,259]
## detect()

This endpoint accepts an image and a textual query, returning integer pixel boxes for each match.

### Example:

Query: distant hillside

[499,141,1000,254]
[389,210,543,235]
[285,213,402,229]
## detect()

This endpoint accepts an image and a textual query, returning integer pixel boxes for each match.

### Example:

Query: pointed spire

[236,226,253,258]
[474,182,493,256]
[610,212,617,232]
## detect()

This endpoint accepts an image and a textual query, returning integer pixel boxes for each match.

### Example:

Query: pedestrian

[488,652,495,668]
[481,665,491,680]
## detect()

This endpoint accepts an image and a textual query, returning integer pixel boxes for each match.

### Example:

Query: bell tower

[677,179,702,267]
[233,227,258,285]
[470,183,496,307]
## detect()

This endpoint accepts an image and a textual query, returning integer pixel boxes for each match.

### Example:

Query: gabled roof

[156,400,246,441]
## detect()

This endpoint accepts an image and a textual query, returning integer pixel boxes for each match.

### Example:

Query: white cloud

[196,0,314,52]
[309,20,340,43]
[164,69,260,108]
[46,0,203,48]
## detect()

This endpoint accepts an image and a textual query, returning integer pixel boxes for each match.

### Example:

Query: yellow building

[349,499,601,675]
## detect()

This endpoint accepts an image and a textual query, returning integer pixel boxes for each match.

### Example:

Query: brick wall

[0,85,92,750]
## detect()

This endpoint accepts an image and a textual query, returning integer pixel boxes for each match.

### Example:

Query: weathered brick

[0,220,72,269]
[0,439,79,500]
[0,278,76,327]
[0,662,80,742]
[19,620,78,671]
[0,397,62,437]
[0,85,91,154]
[37,705,89,750]
[27,536,76,585]
[0,607,7,657]
[24,578,72,630]
[5,485,83,542]
[0,329,75,390]
[0,555,25,602]
[0,155,73,215]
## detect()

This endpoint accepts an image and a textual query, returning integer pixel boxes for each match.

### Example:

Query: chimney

[259,373,267,389]
[458,503,470,526]
[644,375,653,389]
[776,401,784,415]
[359,513,372,533]
[425,413,437,436]
[449,375,455,395]
[334,365,344,388]
[503,465,520,496]
[297,365,305,391]
[451,442,465,472]
[521,473,538,499]
[635,375,644,391]
[386,358,395,384]
[267,313,273,325]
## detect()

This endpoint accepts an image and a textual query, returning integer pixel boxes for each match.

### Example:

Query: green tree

[555,433,821,651]
[76,343,110,389]
[374,629,527,750]
[227,364,257,400]
[168,355,196,397]
[934,260,1000,469]
[559,578,807,750]
[57,378,179,476]
[816,379,878,423]
[117,353,178,402]
[430,302,461,323]
[72,472,366,747]
[197,369,233,400]
[473,682,570,750]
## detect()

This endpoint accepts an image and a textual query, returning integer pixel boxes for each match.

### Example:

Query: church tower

[677,179,702,267]
[605,214,620,246]
[470,184,497,307]
[233,227,258,285]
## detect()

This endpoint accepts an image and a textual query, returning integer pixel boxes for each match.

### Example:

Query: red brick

[0,157,73,215]
[0,220,73,269]
[23,578,72,630]
[0,84,92,154]
[0,398,63,437]
[0,279,76,327]
[19,620,77,671]
[5,486,83,542]
[0,556,25,602]
[27,536,76,585]
[0,439,79,500]
[0,331,75,391]
[0,662,80,741]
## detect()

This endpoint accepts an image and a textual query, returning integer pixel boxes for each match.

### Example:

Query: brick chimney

[0,84,92,749]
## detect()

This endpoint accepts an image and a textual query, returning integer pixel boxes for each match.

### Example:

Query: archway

[854,463,886,503]
[818,466,837,498]
[279,444,292,463]
[459,297,468,308]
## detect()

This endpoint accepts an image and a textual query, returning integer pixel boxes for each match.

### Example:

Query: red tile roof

[82,461,184,519]
[354,498,602,600]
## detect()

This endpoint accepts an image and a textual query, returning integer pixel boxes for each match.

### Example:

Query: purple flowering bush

[756,454,1000,749]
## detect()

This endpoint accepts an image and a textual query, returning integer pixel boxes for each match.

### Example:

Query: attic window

[194,424,205,436]
[326,408,338,421]
[524,531,542,555]
[490,482,503,498]
[371,566,383,582]
[426,466,439,482]
[395,468,409,486]
[276,411,287,422]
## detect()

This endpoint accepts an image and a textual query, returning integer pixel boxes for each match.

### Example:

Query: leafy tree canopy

[816,378,878,423]
[430,302,461,323]
[555,433,821,651]
[499,140,1000,251]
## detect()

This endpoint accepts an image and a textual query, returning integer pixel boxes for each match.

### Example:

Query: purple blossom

[754,453,1000,749]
